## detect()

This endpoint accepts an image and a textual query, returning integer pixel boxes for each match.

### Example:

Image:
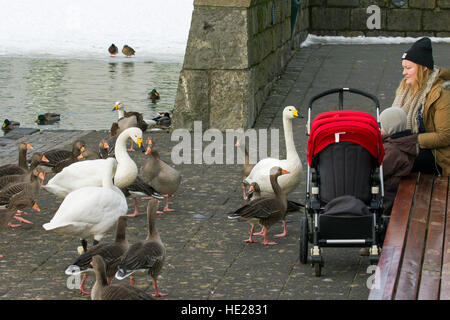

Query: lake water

[0,56,182,132]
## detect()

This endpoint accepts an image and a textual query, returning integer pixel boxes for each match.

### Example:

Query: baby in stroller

[380,107,418,215]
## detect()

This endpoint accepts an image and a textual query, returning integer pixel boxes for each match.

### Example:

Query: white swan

[44,127,144,198]
[43,157,128,248]
[244,106,302,197]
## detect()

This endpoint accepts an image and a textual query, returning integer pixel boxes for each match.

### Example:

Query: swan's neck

[283,116,298,161]
[115,134,133,167]
[118,109,125,119]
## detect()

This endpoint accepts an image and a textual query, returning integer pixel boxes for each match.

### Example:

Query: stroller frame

[300,88,388,276]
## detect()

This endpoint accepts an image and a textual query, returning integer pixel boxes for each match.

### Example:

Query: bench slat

[368,173,417,300]
[418,176,448,300]
[440,177,450,300]
[395,174,434,300]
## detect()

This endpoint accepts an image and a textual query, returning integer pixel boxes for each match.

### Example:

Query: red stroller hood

[308,110,385,166]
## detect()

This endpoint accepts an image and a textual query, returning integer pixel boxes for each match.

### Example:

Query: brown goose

[227,166,288,245]
[141,140,181,214]
[247,181,304,238]
[121,176,164,217]
[0,152,49,191]
[115,198,167,297]
[91,255,153,300]
[37,140,86,181]
[0,170,42,227]
[0,142,33,177]
[65,216,129,295]
[235,140,255,200]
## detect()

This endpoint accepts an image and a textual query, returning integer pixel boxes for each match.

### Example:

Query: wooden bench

[368,172,450,300]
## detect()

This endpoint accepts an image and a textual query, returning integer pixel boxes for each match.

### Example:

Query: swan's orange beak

[281,169,290,175]
[41,155,49,163]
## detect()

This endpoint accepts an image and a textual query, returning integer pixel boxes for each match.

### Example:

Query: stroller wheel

[299,215,309,264]
[314,263,322,277]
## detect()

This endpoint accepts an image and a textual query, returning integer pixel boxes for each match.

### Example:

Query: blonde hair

[396,64,432,97]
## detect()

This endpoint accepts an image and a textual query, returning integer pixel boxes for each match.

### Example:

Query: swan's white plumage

[244,106,302,196]
[44,127,143,198]
[43,158,127,242]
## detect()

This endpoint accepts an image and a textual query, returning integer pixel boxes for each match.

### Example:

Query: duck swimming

[35,113,60,125]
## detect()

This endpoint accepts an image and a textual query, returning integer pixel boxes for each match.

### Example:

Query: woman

[392,37,450,176]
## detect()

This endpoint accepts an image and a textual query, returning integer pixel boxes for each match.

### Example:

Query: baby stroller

[299,88,387,276]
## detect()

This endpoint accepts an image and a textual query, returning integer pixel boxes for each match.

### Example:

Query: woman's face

[402,60,418,85]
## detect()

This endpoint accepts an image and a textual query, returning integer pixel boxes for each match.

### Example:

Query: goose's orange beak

[281,169,290,175]
[103,142,109,149]
[77,154,84,160]
[145,146,151,155]
[26,144,33,150]
[41,155,49,163]
[32,203,40,212]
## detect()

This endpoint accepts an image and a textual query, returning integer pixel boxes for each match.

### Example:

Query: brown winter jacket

[417,68,450,176]
[382,131,419,214]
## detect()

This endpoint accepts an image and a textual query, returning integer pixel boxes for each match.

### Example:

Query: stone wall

[172,0,309,131]
[309,0,450,37]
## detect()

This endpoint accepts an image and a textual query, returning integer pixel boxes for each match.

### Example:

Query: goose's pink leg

[152,280,167,297]
[244,225,256,243]
[126,199,140,217]
[79,274,91,295]
[274,220,287,238]
[261,228,278,246]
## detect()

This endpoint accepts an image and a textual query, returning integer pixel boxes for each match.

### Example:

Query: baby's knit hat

[380,107,407,136]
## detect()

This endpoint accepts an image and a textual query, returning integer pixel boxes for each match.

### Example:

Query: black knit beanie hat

[402,37,434,70]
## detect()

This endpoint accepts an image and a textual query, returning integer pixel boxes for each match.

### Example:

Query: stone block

[409,0,436,8]
[438,0,450,8]
[183,7,249,70]
[327,0,359,7]
[386,9,421,31]
[173,70,211,131]
[310,7,350,30]
[194,0,253,7]
[423,10,450,31]
[209,70,252,130]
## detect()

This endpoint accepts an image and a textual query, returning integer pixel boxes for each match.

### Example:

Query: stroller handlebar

[307,88,380,110]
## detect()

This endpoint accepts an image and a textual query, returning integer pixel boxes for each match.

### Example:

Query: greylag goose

[37,140,86,183]
[115,198,167,297]
[44,127,145,198]
[247,181,304,238]
[0,169,42,226]
[35,113,60,125]
[108,44,118,57]
[65,216,129,295]
[2,119,20,132]
[122,45,135,57]
[141,140,181,214]
[228,166,289,245]
[0,152,49,190]
[43,157,128,252]
[91,255,153,300]
[0,142,33,177]
[235,140,255,200]
[121,176,164,217]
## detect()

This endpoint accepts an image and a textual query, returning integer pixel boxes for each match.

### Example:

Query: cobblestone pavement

[0,43,449,300]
